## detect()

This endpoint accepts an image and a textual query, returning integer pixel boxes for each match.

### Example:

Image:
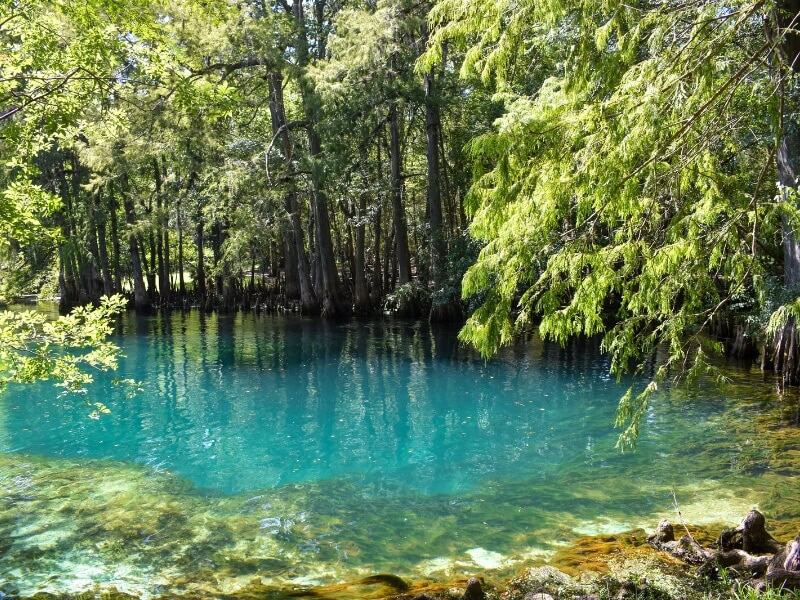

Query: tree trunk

[121,173,150,312]
[211,220,223,296]
[426,69,462,323]
[348,147,370,315]
[268,70,318,313]
[54,159,78,310]
[424,68,447,312]
[331,199,351,288]
[385,225,395,293]
[772,0,800,383]
[250,246,256,292]
[69,152,94,305]
[87,196,103,302]
[389,102,412,286]
[284,235,300,300]
[196,212,206,305]
[177,199,186,297]
[439,118,455,237]
[162,158,172,303]
[294,0,348,318]
[109,188,122,293]
[154,158,168,307]
[372,136,384,304]
[147,231,157,304]
[354,181,371,315]
[94,190,114,296]
[308,127,348,317]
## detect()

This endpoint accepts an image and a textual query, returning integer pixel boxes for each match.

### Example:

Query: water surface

[1,310,799,597]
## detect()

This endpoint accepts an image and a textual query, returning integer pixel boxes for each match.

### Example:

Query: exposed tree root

[648,510,800,592]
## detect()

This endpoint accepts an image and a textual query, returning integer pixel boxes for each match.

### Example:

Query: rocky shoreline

[441,510,800,600]
[287,511,800,600]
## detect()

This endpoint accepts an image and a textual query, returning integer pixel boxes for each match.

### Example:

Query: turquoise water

[1,310,799,598]
[4,313,629,495]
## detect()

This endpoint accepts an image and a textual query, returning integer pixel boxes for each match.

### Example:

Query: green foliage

[0,295,127,416]
[731,586,800,600]
[427,0,783,445]
[432,231,483,309]
[385,281,431,315]
[0,178,60,246]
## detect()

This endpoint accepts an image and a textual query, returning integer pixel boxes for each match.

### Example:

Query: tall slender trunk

[95,190,113,295]
[354,146,371,315]
[196,212,206,304]
[163,228,171,302]
[212,220,225,294]
[55,159,78,309]
[778,0,800,287]
[424,71,444,290]
[329,198,350,288]
[424,63,462,322]
[771,0,800,383]
[284,235,299,299]
[121,173,150,312]
[68,152,92,304]
[268,71,318,313]
[438,126,455,237]
[143,179,157,302]
[389,102,412,285]
[140,242,152,294]
[372,136,384,304]
[162,157,171,302]
[154,158,168,307]
[147,231,158,303]
[250,247,256,292]
[384,225,395,292]
[87,196,103,302]
[309,127,347,316]
[178,199,186,297]
[294,0,348,317]
[109,188,122,293]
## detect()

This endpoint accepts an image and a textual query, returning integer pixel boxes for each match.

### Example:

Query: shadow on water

[1,309,799,597]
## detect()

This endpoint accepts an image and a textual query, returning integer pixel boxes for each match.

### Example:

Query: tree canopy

[426,0,800,443]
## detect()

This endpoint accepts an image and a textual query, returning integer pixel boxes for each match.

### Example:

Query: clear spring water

[1,309,799,597]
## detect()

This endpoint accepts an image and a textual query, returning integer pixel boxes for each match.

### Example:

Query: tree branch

[190,56,275,77]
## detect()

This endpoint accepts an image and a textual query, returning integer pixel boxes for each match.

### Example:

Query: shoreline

[6,518,799,600]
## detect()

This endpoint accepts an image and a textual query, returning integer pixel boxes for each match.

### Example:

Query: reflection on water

[2,313,633,494]
[0,310,799,598]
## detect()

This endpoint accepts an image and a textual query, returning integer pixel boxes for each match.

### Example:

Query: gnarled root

[717,510,784,554]
[647,520,711,566]
[648,511,800,591]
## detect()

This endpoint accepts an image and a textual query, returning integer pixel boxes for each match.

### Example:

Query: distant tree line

[1,0,492,321]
